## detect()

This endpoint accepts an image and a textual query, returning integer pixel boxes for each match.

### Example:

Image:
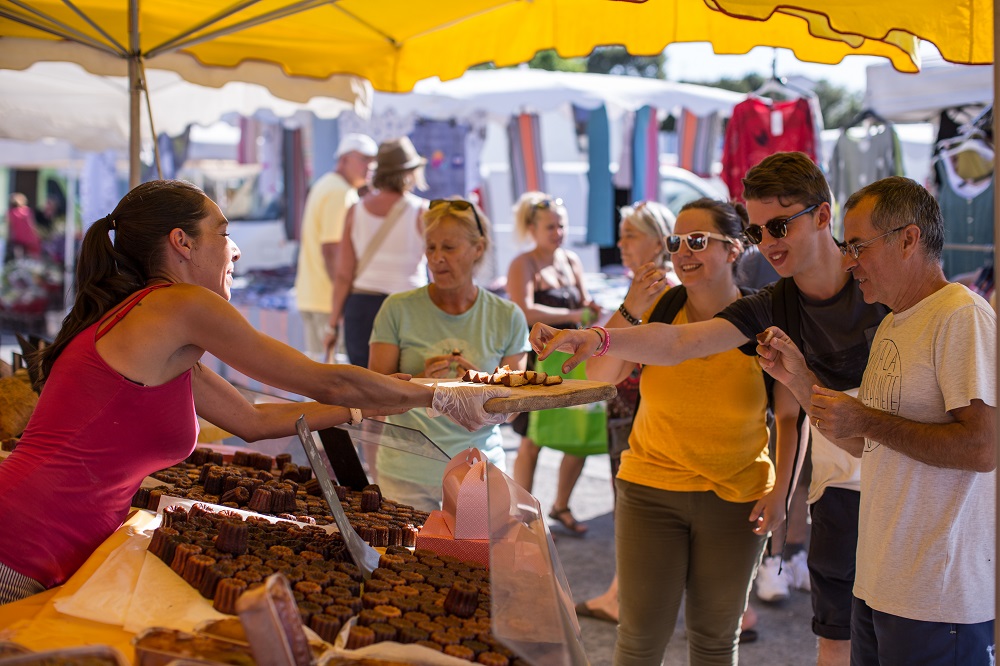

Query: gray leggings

[614,479,767,666]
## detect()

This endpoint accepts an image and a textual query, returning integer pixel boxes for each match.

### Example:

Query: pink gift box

[415,449,511,568]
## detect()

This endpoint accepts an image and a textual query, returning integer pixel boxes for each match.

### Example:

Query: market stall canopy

[0,0,921,96]
[863,61,993,123]
[373,69,745,121]
[708,0,992,65]
[0,62,359,152]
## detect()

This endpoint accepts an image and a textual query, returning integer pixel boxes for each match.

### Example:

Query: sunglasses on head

[743,204,819,245]
[429,198,484,237]
[533,197,563,210]
[666,231,734,254]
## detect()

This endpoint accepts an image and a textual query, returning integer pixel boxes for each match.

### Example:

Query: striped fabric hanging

[677,109,721,178]
[508,113,546,197]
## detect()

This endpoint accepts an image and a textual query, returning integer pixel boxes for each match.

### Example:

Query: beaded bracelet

[591,325,611,357]
[618,303,641,326]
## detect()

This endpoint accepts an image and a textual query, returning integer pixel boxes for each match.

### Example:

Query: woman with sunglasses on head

[575,200,676,623]
[506,191,602,536]
[368,198,529,511]
[586,198,799,665]
[0,181,509,605]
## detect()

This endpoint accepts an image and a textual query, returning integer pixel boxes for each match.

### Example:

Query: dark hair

[844,176,944,260]
[678,198,747,274]
[33,180,209,386]
[742,152,832,208]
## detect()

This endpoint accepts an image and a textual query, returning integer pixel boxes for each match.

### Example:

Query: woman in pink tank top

[0,180,510,604]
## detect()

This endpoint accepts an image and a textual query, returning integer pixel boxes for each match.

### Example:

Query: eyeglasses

[666,231,735,254]
[743,204,819,245]
[839,224,910,259]
[429,198,484,237]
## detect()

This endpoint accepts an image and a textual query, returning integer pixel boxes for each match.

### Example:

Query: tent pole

[63,171,77,314]
[994,0,999,650]
[128,0,140,189]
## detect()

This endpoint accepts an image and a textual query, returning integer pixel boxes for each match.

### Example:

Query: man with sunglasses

[758,177,996,665]
[531,151,888,666]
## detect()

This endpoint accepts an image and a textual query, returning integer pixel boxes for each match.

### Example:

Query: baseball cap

[335,133,378,158]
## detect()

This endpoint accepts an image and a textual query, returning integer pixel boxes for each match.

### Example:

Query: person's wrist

[618,302,641,326]
[323,322,337,336]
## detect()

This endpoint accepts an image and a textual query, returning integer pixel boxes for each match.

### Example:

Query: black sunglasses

[743,204,819,245]
[429,198,484,237]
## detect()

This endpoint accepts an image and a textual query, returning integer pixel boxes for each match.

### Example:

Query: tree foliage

[585,46,665,79]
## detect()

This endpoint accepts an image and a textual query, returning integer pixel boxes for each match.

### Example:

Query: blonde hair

[619,201,675,264]
[424,198,491,265]
[512,191,567,243]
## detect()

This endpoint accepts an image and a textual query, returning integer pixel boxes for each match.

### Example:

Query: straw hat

[374,137,427,175]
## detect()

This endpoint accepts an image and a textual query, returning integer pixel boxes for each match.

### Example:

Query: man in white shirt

[759,176,996,665]
[294,133,377,360]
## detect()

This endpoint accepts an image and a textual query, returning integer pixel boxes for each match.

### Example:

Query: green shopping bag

[526,352,608,456]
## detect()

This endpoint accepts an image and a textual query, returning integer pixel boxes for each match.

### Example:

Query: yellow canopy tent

[709,0,992,65]
[1,0,919,184]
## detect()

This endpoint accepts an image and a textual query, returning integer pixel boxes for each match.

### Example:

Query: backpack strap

[646,285,687,325]
[769,277,811,561]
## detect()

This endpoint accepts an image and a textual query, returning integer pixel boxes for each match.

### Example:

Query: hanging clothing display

[934,158,994,279]
[677,109,721,178]
[631,105,659,204]
[508,113,545,197]
[409,118,469,202]
[828,124,904,233]
[613,110,635,191]
[721,96,818,201]
[587,105,615,247]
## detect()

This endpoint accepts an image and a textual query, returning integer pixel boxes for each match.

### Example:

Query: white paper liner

[52,531,151,625]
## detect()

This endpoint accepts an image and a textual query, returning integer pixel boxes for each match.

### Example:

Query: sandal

[548,507,588,536]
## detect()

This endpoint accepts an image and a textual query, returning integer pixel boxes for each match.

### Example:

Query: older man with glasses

[531,151,888,666]
[758,176,996,665]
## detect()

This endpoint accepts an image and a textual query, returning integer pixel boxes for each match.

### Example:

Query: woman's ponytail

[32,180,208,388]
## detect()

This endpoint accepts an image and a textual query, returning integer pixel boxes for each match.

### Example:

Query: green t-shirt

[370,286,529,485]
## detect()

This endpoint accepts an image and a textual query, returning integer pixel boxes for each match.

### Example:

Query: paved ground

[513,439,818,666]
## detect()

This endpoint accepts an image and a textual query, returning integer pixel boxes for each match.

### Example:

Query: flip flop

[739,628,759,644]
[548,507,588,536]
[574,601,617,623]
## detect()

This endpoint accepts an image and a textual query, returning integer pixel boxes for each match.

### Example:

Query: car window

[659,177,708,216]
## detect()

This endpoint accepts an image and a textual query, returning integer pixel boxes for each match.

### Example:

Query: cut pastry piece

[756,330,775,345]
[500,373,528,387]
[543,376,563,386]
[529,371,547,385]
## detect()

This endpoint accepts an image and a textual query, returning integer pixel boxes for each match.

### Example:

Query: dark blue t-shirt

[716,278,889,391]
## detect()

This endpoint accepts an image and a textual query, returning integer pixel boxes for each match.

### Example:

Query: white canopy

[373,68,744,120]
[863,61,993,123]
[0,62,362,152]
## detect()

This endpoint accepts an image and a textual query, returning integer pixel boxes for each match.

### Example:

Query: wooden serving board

[411,377,617,413]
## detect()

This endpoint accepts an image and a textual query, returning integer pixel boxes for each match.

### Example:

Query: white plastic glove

[430,385,512,432]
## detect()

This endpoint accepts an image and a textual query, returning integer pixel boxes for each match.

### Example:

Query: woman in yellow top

[587,198,799,666]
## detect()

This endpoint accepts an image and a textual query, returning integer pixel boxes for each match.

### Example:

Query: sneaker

[786,550,811,592]
[755,555,791,602]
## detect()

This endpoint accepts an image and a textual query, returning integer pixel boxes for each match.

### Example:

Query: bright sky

[663,41,946,92]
